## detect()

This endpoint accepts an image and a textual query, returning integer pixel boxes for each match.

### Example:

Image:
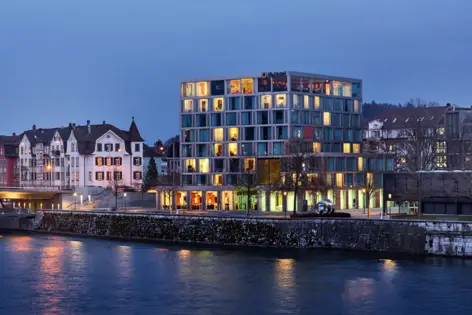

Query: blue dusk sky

[1,0,471,142]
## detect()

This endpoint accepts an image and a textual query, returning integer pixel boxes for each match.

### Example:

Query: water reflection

[274,258,298,313]
[178,249,192,278]
[343,277,375,309]
[37,238,65,315]
[11,235,32,252]
[275,258,295,289]
[115,245,132,278]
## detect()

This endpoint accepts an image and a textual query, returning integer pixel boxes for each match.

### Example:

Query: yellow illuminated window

[229,143,238,156]
[199,159,210,173]
[354,100,359,113]
[314,96,320,109]
[323,112,331,125]
[367,172,374,186]
[353,143,360,153]
[244,158,255,172]
[313,142,321,153]
[336,173,343,187]
[276,94,286,107]
[324,81,331,95]
[213,174,223,185]
[183,99,193,112]
[214,144,223,156]
[358,157,363,171]
[214,128,223,142]
[260,95,272,108]
[229,128,239,141]
[241,78,254,94]
[304,95,310,109]
[185,159,196,172]
[343,143,351,153]
[342,82,352,97]
[182,82,195,97]
[199,99,208,112]
[196,82,209,96]
[213,98,224,111]
[230,79,241,94]
[332,81,341,96]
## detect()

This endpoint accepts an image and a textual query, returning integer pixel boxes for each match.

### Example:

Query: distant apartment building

[363,105,472,172]
[17,119,144,189]
[156,71,391,211]
[0,134,21,186]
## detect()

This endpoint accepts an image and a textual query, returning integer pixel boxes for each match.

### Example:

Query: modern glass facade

[158,71,381,211]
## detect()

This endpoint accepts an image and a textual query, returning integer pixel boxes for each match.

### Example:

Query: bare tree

[108,168,123,210]
[155,169,181,212]
[235,171,259,215]
[361,171,381,219]
[277,140,327,214]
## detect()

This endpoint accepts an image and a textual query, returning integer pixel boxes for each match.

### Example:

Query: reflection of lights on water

[177,249,192,277]
[116,245,132,278]
[0,235,3,238]
[382,259,397,272]
[12,235,32,252]
[275,258,295,289]
[344,277,375,302]
[179,249,191,259]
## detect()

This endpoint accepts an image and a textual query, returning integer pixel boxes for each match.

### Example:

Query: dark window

[210,80,225,96]
[245,127,255,141]
[257,111,269,124]
[134,157,142,166]
[133,171,142,180]
[197,114,207,127]
[114,157,122,166]
[226,113,237,126]
[336,157,345,171]
[214,159,224,172]
[352,83,361,97]
[105,144,113,152]
[135,143,140,152]
[332,143,341,153]
[334,129,343,141]
[114,171,122,180]
[115,144,120,152]
[334,99,343,111]
[273,111,284,124]
[261,127,271,140]
[229,159,239,172]
[244,96,255,109]
[97,143,103,152]
[229,97,240,110]
[241,112,252,125]
[312,112,321,125]
[182,115,192,128]
[258,77,271,92]
[211,113,222,126]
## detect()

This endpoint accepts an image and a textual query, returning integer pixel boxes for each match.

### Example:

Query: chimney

[72,123,76,130]
[12,132,16,136]
[69,122,73,130]
[103,120,106,125]
[32,124,36,132]
[87,120,91,134]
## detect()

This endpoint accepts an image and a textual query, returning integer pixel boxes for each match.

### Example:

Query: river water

[0,233,471,315]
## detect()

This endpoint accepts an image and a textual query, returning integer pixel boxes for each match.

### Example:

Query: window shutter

[95,172,98,180]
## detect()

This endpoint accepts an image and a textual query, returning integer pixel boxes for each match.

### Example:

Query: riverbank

[8,210,465,257]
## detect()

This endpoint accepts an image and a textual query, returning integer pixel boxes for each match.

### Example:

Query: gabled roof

[366,106,450,129]
[0,134,22,157]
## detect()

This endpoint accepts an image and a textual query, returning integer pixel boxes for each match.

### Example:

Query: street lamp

[283,191,288,218]
[73,192,77,210]
[362,188,366,214]
[388,193,392,215]
[124,192,127,211]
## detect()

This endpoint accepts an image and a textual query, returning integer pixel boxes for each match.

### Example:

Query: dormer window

[105,144,112,152]
[97,143,102,152]
[135,143,140,152]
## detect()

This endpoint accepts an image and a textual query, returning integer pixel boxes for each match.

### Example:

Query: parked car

[315,199,335,214]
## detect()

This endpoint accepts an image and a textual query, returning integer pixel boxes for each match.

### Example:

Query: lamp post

[73,192,77,210]
[362,188,366,215]
[283,191,287,218]
[124,192,127,211]
[388,193,392,215]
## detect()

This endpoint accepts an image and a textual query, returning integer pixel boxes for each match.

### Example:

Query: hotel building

[157,71,385,211]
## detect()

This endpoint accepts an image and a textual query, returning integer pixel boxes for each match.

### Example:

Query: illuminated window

[213,98,224,111]
[199,99,208,112]
[260,95,272,108]
[214,144,223,157]
[229,143,238,156]
[183,99,193,112]
[343,143,351,153]
[314,96,320,109]
[342,82,352,97]
[214,128,223,142]
[304,95,310,109]
[96,172,104,181]
[336,173,343,187]
[353,143,360,153]
[358,157,363,171]
[213,174,223,185]
[229,79,241,94]
[105,156,112,166]
[437,127,445,135]
[199,159,210,173]
[292,94,302,108]
[332,81,342,96]
[182,82,195,97]
[323,112,331,126]
[185,159,196,172]
[196,82,209,96]
[241,78,254,94]
[276,94,286,107]
[367,172,374,186]
[313,142,321,153]
[324,81,331,95]
[229,128,239,141]
[244,158,255,172]
[354,100,359,113]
